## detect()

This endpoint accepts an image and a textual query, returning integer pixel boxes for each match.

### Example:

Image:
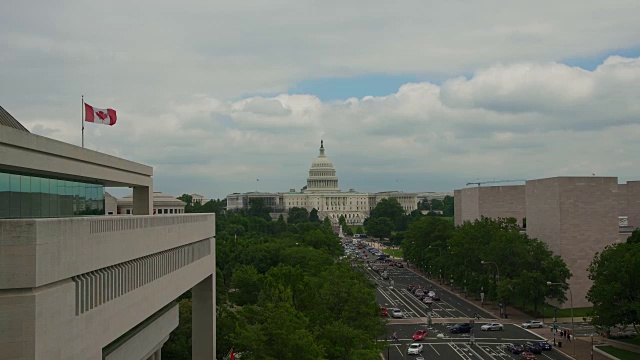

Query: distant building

[454,176,640,308]
[226,141,418,225]
[116,192,187,215]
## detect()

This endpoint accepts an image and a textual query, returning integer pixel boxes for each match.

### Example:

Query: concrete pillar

[192,274,215,360]
[155,349,161,360]
[133,185,153,215]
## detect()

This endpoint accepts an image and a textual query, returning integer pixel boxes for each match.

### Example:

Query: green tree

[287,207,310,224]
[355,226,364,235]
[588,232,640,333]
[366,217,394,238]
[309,208,320,222]
[368,198,405,229]
[230,265,263,306]
[163,298,192,360]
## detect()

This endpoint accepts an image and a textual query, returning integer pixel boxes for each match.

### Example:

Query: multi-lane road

[352,243,570,360]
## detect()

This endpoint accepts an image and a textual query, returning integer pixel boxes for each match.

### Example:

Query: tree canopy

[588,229,640,334]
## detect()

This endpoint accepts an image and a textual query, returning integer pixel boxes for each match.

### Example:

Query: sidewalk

[404,262,610,360]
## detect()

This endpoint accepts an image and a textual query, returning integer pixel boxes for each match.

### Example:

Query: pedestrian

[392,331,398,343]
[567,330,571,340]
[560,330,564,337]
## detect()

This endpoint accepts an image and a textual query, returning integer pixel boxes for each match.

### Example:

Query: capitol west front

[226,141,418,225]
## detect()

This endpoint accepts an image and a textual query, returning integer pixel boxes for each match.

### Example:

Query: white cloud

[17,55,640,198]
[3,1,640,198]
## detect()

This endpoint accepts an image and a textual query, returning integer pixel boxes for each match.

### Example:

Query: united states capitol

[226,141,420,225]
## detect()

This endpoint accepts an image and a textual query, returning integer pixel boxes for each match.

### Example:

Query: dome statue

[304,140,340,193]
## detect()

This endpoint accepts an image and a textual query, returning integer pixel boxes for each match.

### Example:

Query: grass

[540,305,593,319]
[383,248,403,258]
[597,345,640,360]
[618,337,640,346]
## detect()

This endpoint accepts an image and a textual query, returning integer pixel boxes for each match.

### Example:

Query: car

[390,308,404,318]
[396,262,404,268]
[430,293,440,301]
[524,342,542,354]
[506,343,525,354]
[412,330,428,341]
[521,320,544,329]
[423,297,433,304]
[536,341,552,350]
[415,357,425,360]
[519,352,537,360]
[415,289,424,297]
[381,307,388,317]
[388,261,394,266]
[407,285,416,292]
[481,323,504,331]
[449,323,472,334]
[407,343,423,355]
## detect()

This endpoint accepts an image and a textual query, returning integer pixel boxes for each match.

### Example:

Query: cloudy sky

[2,0,640,199]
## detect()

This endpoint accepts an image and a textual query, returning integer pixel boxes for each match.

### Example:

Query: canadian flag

[84,103,117,126]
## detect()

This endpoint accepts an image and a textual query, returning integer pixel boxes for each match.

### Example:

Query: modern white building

[0,106,216,360]
[226,141,418,225]
[116,191,187,215]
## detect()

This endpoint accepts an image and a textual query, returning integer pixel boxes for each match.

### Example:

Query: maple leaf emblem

[96,111,108,120]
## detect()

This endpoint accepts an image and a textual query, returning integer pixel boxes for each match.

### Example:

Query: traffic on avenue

[345,238,571,360]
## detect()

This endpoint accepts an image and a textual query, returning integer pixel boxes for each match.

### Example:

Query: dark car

[407,285,416,292]
[430,293,441,301]
[524,342,542,354]
[507,343,525,354]
[536,341,552,350]
[449,323,472,334]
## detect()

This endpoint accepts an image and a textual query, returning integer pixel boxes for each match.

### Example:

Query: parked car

[415,289,424,297]
[524,342,542,354]
[395,262,404,268]
[423,297,433,304]
[390,308,404,318]
[412,330,428,341]
[449,323,472,334]
[481,323,504,331]
[430,293,441,301]
[407,285,416,292]
[388,261,395,266]
[521,320,544,329]
[506,343,525,354]
[536,341,552,350]
[519,352,537,360]
[407,343,423,355]
[381,307,388,317]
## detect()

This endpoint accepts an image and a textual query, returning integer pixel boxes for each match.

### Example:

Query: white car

[427,290,436,297]
[481,323,504,331]
[391,308,404,318]
[522,320,544,329]
[423,297,433,304]
[407,343,423,355]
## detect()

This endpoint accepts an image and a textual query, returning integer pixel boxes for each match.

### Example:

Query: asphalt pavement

[351,242,576,360]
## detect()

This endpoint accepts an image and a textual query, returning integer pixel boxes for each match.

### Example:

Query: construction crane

[466,179,526,187]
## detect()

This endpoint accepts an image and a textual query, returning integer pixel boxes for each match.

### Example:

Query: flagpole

[81,95,85,148]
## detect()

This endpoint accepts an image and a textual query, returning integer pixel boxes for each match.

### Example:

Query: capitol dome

[305,140,340,193]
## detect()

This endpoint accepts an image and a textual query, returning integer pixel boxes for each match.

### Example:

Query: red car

[519,352,537,360]
[388,261,395,266]
[412,330,428,341]
[381,307,388,317]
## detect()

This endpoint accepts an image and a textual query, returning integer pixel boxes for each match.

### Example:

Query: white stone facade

[226,141,418,225]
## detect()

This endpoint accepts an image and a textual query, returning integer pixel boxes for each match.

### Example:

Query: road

[350,243,571,360]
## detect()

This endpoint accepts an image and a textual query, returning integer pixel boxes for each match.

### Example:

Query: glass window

[0,173,9,218]
[40,178,50,217]
[30,177,41,217]
[49,179,59,217]
[20,175,31,218]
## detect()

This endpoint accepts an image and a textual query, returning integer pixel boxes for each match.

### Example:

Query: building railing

[0,214,215,289]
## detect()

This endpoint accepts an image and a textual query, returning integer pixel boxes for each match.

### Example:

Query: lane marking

[429,344,440,355]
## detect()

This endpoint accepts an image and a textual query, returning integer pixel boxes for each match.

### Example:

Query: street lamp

[547,281,575,357]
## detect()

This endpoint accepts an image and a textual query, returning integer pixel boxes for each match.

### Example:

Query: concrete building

[0,106,215,360]
[116,191,187,215]
[454,176,640,308]
[226,141,418,225]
